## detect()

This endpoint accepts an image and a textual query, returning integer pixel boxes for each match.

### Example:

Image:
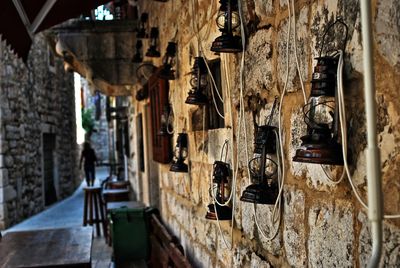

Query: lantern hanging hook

[220,139,229,162]
[318,16,349,58]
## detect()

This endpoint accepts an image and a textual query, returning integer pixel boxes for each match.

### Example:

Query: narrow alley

[3,167,115,268]
[0,1,400,268]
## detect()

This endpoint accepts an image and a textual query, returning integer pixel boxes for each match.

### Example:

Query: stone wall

[129,0,400,267]
[0,34,77,229]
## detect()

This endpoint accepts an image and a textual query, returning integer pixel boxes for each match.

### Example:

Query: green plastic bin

[109,207,151,262]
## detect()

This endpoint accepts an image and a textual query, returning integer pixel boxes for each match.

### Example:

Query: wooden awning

[0,0,110,61]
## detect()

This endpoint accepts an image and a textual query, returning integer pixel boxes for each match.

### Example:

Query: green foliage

[82,108,95,133]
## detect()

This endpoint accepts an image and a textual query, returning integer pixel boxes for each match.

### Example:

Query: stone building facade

[0,34,77,229]
[126,0,400,267]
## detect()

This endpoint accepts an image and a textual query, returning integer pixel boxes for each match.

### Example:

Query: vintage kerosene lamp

[240,124,279,205]
[158,42,177,80]
[185,57,208,105]
[170,133,188,172]
[206,161,232,220]
[211,0,242,53]
[146,27,161,57]
[293,19,348,165]
[136,13,149,38]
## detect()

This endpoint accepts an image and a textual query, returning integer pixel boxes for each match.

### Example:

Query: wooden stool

[83,186,106,237]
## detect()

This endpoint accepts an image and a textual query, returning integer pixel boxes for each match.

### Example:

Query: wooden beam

[31,0,58,33]
[11,0,34,39]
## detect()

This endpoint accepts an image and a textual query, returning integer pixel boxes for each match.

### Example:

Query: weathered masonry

[125,1,400,267]
[0,34,77,229]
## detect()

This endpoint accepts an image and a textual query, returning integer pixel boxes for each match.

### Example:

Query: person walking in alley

[79,142,98,186]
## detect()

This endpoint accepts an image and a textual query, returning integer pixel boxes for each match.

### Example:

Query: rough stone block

[283,187,306,267]
[358,212,400,267]
[277,6,309,93]
[0,168,9,187]
[376,0,400,68]
[255,0,274,20]
[192,217,217,252]
[0,203,7,220]
[308,201,354,267]
[241,189,255,239]
[255,204,282,255]
[244,28,274,94]
[0,185,17,203]
[207,128,233,164]
[187,131,208,163]
[217,229,234,267]
[232,245,251,268]
[191,244,215,268]
[250,253,272,268]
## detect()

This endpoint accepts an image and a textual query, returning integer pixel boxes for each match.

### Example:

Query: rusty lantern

[136,13,149,38]
[211,0,242,53]
[293,57,343,165]
[241,125,279,205]
[293,19,348,165]
[206,161,233,221]
[146,27,161,57]
[185,57,208,105]
[170,133,188,173]
[158,42,177,80]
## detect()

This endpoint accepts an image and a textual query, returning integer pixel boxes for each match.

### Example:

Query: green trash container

[109,207,152,263]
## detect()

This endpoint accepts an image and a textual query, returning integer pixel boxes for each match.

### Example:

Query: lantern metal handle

[318,17,349,58]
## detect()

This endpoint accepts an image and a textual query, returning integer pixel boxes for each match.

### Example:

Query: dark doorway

[43,133,57,206]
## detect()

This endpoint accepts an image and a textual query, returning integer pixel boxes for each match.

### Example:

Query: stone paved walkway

[5,167,109,233]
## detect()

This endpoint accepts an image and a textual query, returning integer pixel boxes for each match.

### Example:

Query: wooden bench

[147,213,192,268]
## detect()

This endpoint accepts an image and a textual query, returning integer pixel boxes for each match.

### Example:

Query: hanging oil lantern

[185,57,208,105]
[211,0,242,53]
[146,27,161,57]
[206,161,233,220]
[158,42,177,80]
[170,133,188,172]
[240,125,279,205]
[293,18,348,165]
[136,13,149,39]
